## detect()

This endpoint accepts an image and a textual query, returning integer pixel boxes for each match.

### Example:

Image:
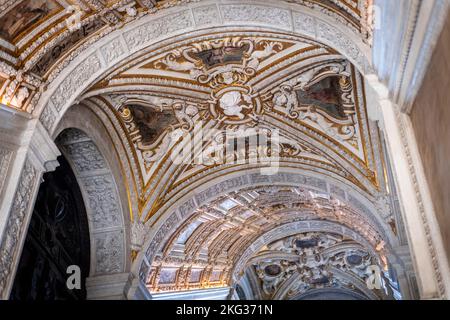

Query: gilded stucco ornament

[142,183,392,293]
[0,0,424,300]
[87,29,395,292]
[153,37,281,124]
[249,232,387,299]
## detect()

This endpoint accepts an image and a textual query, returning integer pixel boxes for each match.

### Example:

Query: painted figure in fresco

[130,105,178,145]
[195,46,247,68]
[297,77,344,118]
[0,0,60,42]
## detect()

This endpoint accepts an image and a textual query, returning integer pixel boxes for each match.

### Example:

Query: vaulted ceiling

[238,230,398,300]
[1,0,409,300]
[0,0,374,111]
[81,29,397,298]
[81,31,384,217]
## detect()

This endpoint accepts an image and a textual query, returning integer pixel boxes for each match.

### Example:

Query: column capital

[28,121,60,173]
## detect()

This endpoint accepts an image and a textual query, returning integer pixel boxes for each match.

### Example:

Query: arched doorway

[10,155,90,300]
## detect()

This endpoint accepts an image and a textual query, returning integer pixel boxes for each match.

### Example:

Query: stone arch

[36,0,374,136]
[55,129,127,275]
[28,4,383,296]
[52,105,131,297]
[135,166,399,292]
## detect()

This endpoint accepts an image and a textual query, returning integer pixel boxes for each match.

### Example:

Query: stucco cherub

[219,91,253,120]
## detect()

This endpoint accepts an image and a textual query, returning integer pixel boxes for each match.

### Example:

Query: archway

[10,155,90,300]
[9,122,129,299]
[138,167,407,300]
[56,128,127,278]
[52,103,133,299]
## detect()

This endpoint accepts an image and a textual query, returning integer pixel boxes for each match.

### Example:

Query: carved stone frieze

[123,10,194,50]
[57,128,126,275]
[0,159,38,298]
[219,4,292,30]
[63,141,107,173]
[94,230,125,274]
[0,148,12,195]
[81,174,122,230]
[50,54,101,112]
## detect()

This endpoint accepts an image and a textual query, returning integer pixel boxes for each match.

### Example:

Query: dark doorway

[10,155,90,300]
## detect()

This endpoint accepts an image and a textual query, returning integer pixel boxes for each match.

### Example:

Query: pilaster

[366,76,450,299]
[0,104,60,298]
